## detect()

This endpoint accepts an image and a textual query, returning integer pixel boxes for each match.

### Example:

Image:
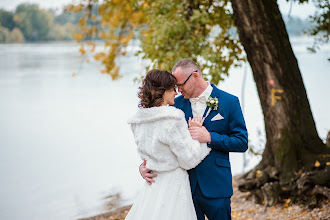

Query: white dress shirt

[189,83,213,117]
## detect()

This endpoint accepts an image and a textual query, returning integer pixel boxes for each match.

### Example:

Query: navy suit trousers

[193,182,231,220]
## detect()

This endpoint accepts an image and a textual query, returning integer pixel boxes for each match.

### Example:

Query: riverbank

[80,178,330,220]
[1,40,329,219]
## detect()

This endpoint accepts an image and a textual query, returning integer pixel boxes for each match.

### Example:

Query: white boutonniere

[205,97,220,118]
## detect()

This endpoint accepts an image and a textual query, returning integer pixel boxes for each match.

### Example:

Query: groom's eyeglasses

[177,70,198,87]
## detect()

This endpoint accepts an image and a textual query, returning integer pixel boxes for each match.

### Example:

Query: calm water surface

[0,38,329,219]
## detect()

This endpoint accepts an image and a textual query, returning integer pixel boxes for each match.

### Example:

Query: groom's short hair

[172,58,201,76]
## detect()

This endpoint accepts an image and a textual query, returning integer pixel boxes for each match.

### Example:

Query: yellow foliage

[124,2,133,14]
[82,27,89,33]
[112,0,121,5]
[67,4,83,13]
[141,32,148,37]
[73,33,84,42]
[91,26,98,34]
[100,21,108,28]
[99,31,106,39]
[65,5,74,11]
[86,41,96,52]
[104,41,112,47]
[314,160,321,167]
[121,34,134,45]
[110,66,121,80]
[256,170,262,178]
[78,17,86,27]
[94,52,105,61]
[86,41,95,46]
[130,11,144,27]
[74,5,83,13]
[79,45,86,55]
[109,16,119,26]
[100,69,107,74]
[70,0,244,83]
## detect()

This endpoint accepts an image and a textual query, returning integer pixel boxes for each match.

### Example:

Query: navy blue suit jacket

[173,84,248,198]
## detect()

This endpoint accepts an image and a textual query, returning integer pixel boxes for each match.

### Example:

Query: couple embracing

[126,58,248,220]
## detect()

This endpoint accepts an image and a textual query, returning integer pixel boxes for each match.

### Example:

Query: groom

[140,58,248,220]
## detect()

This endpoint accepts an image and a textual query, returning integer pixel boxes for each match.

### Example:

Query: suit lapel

[202,106,210,118]
[183,99,193,122]
[203,84,221,125]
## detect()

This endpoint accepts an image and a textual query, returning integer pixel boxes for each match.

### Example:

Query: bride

[126,69,210,220]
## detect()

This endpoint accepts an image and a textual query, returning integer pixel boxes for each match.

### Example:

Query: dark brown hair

[138,69,177,108]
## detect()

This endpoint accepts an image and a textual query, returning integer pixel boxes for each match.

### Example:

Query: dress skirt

[125,167,197,220]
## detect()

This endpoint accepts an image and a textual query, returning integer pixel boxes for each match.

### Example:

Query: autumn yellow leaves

[67,0,245,83]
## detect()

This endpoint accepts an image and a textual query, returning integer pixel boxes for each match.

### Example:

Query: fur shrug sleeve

[160,117,211,170]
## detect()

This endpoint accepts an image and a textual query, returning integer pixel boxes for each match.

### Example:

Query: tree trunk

[230,0,330,205]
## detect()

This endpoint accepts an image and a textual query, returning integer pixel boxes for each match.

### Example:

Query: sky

[0,0,317,19]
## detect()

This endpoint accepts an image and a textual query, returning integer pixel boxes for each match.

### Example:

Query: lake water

[0,37,329,219]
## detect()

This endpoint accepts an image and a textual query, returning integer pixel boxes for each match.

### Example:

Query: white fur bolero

[127,106,211,171]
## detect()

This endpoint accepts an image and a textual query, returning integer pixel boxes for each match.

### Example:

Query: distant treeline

[283,16,314,36]
[0,3,84,43]
[0,3,313,44]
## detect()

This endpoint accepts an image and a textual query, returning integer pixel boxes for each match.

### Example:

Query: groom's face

[173,67,196,99]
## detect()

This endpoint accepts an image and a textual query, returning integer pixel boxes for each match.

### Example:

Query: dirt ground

[80,179,330,220]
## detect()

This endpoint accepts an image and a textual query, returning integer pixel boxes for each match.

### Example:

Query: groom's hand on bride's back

[139,159,157,186]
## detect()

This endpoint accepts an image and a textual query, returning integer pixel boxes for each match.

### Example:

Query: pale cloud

[0,0,76,11]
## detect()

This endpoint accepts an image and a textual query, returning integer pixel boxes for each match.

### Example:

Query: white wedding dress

[125,168,197,220]
[126,106,211,220]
